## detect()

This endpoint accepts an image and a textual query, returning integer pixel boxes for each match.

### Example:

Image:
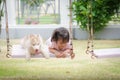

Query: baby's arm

[62,49,71,55]
[49,48,64,58]
[62,49,75,59]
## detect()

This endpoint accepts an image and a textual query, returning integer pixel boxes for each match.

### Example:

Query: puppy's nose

[35,49,39,52]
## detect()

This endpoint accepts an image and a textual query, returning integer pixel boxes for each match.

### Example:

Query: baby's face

[57,39,67,50]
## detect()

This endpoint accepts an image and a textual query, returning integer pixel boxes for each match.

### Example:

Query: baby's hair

[51,27,69,43]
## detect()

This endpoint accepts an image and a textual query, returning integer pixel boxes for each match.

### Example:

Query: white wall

[6,0,16,26]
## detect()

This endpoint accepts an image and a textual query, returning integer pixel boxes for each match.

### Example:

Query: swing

[86,0,120,59]
[4,0,74,59]
[94,48,120,58]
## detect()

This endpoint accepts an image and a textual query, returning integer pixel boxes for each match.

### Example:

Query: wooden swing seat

[94,48,120,58]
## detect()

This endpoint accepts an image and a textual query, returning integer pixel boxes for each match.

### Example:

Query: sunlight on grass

[0,39,120,80]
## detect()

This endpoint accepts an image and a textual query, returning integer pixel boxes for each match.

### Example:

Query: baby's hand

[55,52,67,58]
[63,49,70,53]
[60,53,67,58]
[60,52,69,58]
[55,52,63,58]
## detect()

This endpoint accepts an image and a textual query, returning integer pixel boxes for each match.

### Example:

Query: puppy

[21,34,49,60]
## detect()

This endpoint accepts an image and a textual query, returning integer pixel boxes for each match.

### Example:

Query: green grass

[0,39,120,80]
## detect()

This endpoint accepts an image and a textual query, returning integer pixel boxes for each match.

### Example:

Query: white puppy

[21,34,49,60]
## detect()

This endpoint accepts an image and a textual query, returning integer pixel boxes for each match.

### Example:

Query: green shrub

[72,0,120,32]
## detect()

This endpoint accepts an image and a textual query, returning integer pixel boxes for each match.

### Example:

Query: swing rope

[86,0,97,58]
[69,0,75,59]
[4,0,11,58]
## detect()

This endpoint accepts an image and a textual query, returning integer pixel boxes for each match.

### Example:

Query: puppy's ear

[29,34,34,38]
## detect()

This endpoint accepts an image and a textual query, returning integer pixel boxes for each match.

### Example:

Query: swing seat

[11,45,56,58]
[94,48,120,58]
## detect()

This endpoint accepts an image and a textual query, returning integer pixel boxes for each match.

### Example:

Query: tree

[72,0,120,33]
[72,0,120,57]
[0,0,4,34]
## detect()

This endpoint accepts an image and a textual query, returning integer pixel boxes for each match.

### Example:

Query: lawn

[0,39,120,80]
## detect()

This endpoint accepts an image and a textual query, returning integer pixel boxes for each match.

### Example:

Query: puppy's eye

[33,44,35,46]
